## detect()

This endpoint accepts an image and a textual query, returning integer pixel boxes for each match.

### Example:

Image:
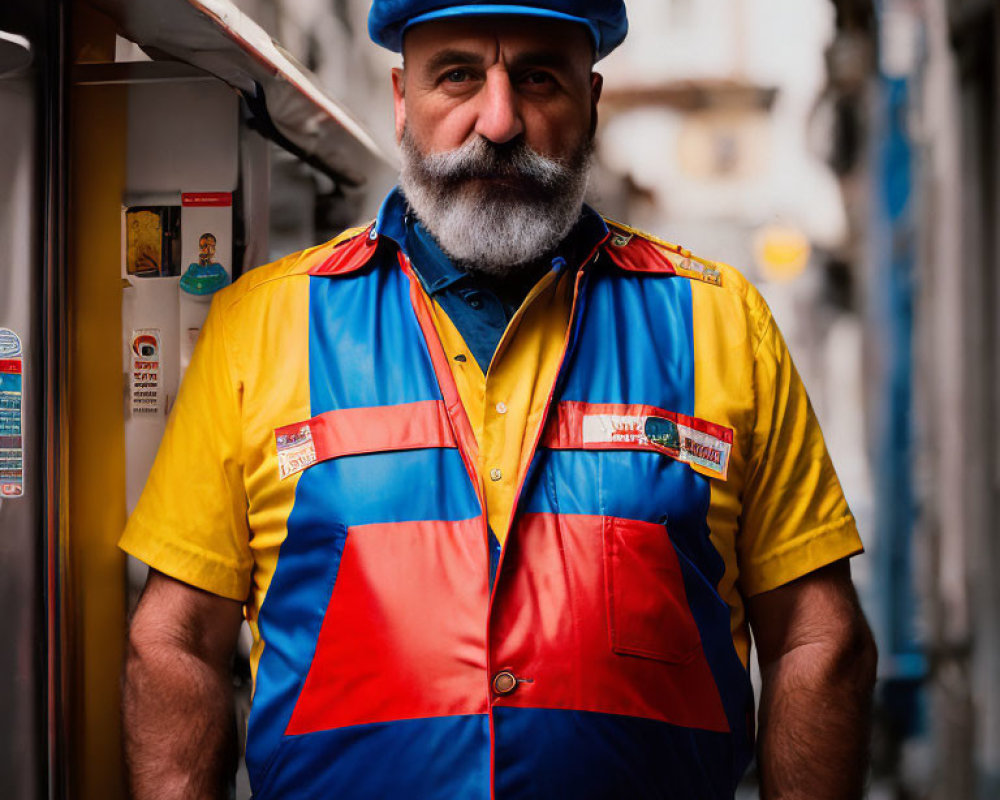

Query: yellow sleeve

[119,293,252,601]
[737,301,863,597]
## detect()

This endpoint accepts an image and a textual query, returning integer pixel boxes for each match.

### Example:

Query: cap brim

[401,5,601,55]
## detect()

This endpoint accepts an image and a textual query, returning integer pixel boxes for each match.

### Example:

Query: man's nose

[473,70,523,144]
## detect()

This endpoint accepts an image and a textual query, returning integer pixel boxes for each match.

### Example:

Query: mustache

[403,133,573,191]
[398,128,594,274]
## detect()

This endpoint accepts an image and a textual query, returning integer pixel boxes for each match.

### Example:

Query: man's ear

[590,72,603,136]
[392,67,406,143]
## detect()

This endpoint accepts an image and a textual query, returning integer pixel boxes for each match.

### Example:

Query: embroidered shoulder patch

[602,219,723,287]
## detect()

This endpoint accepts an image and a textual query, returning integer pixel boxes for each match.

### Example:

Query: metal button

[492,670,518,696]
[489,468,502,482]
[495,402,507,414]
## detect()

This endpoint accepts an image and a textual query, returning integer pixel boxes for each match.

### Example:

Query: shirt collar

[373,187,409,247]
[374,185,610,295]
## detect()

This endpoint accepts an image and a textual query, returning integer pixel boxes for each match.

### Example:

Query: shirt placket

[479,262,566,544]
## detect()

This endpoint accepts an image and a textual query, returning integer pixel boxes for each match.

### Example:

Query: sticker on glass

[0,328,24,498]
[130,329,162,416]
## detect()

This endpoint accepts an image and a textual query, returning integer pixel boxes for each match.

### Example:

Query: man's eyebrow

[419,48,580,76]
[422,48,485,75]
[506,50,577,71]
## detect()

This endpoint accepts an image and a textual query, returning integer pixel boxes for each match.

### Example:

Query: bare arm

[123,569,244,800]
[748,559,878,800]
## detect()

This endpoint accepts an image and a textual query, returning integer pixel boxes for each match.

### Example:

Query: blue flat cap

[369,1,628,61]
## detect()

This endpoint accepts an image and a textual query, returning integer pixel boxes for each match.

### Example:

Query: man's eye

[523,72,554,86]
[443,69,469,83]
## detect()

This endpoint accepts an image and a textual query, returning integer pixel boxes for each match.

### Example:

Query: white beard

[398,131,592,277]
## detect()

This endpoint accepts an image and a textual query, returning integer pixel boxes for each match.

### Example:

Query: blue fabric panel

[252,714,490,800]
[245,518,349,788]
[300,448,480,526]
[674,543,755,783]
[557,270,694,409]
[492,707,736,800]
[521,449,709,528]
[308,264,443,413]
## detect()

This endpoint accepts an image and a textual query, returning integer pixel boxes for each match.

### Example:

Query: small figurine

[179,233,230,297]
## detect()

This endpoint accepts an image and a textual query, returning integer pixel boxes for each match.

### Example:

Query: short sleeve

[737,304,863,597]
[119,294,252,601]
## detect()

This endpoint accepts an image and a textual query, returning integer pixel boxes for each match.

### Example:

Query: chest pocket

[605,516,702,663]
[533,400,732,663]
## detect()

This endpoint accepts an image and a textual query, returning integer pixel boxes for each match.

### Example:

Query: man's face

[393,17,600,161]
[392,17,603,275]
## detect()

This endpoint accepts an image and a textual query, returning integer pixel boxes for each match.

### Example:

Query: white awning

[92,0,394,186]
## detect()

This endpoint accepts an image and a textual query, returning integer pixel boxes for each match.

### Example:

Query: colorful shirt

[120,192,862,799]
[387,189,609,548]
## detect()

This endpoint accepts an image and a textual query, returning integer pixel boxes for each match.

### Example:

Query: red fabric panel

[275,400,454,464]
[489,513,730,732]
[286,518,489,734]
[606,517,703,661]
[308,227,379,275]
[602,234,680,273]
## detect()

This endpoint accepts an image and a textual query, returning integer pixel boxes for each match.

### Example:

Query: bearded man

[120,2,877,799]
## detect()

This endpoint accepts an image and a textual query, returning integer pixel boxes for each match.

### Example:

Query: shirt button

[490,468,502,482]
[492,670,518,696]
[495,402,507,414]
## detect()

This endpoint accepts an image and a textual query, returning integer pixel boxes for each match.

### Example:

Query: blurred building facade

[811,0,1000,797]
[907,1,1000,798]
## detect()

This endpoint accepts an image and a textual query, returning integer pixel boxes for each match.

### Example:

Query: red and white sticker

[276,423,317,480]
[546,401,733,479]
[129,329,162,416]
[181,192,233,207]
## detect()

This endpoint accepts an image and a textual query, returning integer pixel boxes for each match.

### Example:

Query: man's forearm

[756,631,876,799]
[123,632,237,800]
[122,570,243,800]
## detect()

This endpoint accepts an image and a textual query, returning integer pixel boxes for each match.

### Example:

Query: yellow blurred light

[753,224,811,281]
